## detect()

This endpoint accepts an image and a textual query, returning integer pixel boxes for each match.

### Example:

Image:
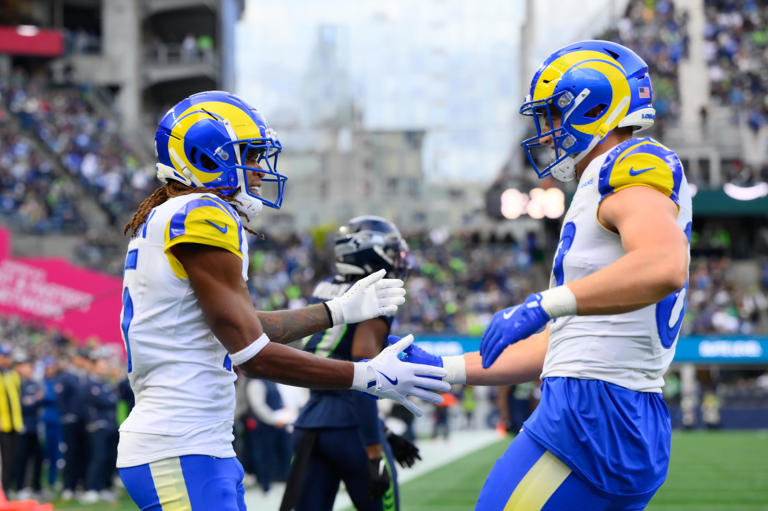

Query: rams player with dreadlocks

[282,217,421,511]
[115,91,449,511]
[397,41,692,510]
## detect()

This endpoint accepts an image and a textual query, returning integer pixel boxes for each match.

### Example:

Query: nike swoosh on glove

[480,293,550,369]
[325,269,406,325]
[352,335,450,416]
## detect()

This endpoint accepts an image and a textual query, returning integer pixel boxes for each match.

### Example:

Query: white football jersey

[116,193,249,467]
[541,137,692,393]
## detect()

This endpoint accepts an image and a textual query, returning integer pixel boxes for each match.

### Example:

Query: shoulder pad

[164,194,243,265]
[598,137,683,206]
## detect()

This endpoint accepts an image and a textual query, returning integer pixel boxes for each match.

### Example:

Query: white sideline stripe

[242,429,502,511]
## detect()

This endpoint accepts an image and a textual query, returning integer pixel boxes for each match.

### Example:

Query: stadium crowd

[606,0,768,135]
[1,71,154,224]
[0,119,84,233]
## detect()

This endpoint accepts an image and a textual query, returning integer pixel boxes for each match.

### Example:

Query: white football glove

[325,269,406,325]
[351,335,450,416]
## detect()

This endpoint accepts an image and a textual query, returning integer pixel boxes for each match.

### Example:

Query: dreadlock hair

[124,180,263,237]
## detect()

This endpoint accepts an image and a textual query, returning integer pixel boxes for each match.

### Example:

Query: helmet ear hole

[584,104,607,119]
[199,153,218,171]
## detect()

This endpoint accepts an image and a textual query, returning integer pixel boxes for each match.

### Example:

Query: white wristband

[230,333,270,366]
[351,361,371,391]
[443,355,467,385]
[539,285,578,318]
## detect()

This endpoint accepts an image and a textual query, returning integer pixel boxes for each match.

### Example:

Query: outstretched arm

[169,243,448,413]
[171,243,349,386]
[394,327,548,388]
[462,328,548,386]
[255,307,332,345]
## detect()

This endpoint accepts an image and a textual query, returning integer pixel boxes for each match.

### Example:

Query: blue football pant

[119,455,246,511]
[476,430,657,511]
[293,427,398,511]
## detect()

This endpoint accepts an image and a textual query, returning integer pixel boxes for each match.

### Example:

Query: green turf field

[49,431,768,510]
[374,431,768,511]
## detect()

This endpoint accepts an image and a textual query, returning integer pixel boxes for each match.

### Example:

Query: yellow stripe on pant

[504,451,572,511]
[149,457,193,511]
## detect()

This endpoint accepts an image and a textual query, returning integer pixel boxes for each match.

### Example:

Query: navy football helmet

[334,216,410,280]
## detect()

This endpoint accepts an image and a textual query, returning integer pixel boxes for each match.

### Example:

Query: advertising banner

[0,228,123,347]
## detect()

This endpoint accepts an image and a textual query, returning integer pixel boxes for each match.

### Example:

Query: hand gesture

[326,269,406,325]
[480,293,550,369]
[386,432,421,468]
[387,335,443,369]
[352,335,449,416]
[367,457,390,499]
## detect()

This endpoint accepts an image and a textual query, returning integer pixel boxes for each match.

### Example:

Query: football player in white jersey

[397,41,692,510]
[115,91,448,511]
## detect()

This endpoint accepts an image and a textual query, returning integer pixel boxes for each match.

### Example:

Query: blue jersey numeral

[121,287,134,373]
[553,222,576,286]
[655,222,692,349]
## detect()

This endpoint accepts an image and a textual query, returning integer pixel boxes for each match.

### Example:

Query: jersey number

[553,222,576,286]
[655,222,692,349]
[121,287,134,373]
[121,247,139,373]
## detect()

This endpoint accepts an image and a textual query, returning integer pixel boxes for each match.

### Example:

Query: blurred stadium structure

[0,0,767,507]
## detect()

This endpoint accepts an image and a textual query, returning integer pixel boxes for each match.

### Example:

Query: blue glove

[480,293,550,369]
[388,335,443,368]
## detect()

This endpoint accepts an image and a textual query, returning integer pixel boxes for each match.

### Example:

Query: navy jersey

[294,278,392,443]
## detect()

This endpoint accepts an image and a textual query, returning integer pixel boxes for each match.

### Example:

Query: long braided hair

[124,181,260,237]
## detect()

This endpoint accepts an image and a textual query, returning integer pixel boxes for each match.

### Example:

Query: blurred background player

[116,91,448,511]
[285,216,422,511]
[399,40,692,510]
[13,353,43,501]
[80,350,119,504]
[243,377,292,494]
[0,345,22,495]
[58,351,90,501]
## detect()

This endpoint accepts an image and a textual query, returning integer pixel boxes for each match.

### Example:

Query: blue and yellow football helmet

[520,40,656,182]
[154,90,287,215]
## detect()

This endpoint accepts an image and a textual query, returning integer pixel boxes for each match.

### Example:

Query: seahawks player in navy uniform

[287,217,421,511]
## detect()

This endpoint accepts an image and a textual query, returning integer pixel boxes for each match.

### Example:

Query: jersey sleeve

[163,195,243,278]
[598,139,683,208]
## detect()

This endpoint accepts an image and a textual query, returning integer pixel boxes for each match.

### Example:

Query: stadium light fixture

[500,187,565,220]
[723,182,768,201]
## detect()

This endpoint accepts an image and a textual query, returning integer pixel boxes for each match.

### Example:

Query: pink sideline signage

[0,227,123,348]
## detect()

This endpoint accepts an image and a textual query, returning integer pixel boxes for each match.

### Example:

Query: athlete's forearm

[465,330,547,386]
[255,304,332,345]
[567,244,687,316]
[240,342,353,388]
